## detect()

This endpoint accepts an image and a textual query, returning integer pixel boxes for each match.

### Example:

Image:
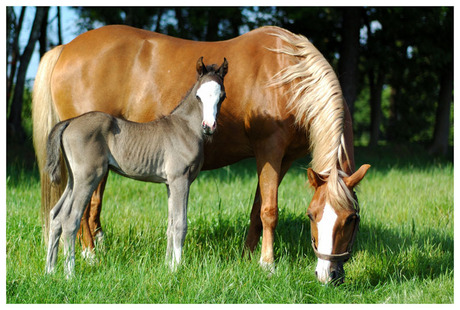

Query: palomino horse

[44,57,228,277]
[33,25,370,284]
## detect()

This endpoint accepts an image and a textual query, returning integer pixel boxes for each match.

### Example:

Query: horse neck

[169,86,204,136]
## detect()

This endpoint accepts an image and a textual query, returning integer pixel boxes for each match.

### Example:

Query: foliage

[7,6,453,150]
[6,146,453,303]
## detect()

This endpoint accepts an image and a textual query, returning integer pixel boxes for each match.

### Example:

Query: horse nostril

[315,271,318,278]
[330,270,337,280]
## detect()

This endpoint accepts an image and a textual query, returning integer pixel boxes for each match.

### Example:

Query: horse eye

[346,214,356,225]
[307,211,314,222]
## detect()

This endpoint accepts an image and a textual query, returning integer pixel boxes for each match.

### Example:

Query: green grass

[6,144,453,303]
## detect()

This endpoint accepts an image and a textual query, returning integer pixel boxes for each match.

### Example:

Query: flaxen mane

[267,28,355,210]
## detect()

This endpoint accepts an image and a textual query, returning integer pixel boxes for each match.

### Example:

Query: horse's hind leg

[165,178,190,270]
[78,173,108,260]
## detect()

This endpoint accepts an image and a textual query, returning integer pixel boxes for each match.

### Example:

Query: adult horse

[33,25,370,284]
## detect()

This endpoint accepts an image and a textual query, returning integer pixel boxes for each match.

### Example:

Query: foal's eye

[307,211,314,222]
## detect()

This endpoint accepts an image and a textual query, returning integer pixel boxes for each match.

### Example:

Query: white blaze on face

[315,202,338,283]
[196,81,221,131]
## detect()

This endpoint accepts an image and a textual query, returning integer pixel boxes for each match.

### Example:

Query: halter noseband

[311,213,360,263]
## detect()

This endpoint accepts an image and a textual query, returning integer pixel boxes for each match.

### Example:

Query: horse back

[51,25,308,169]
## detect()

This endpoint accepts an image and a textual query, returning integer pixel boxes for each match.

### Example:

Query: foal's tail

[45,120,70,185]
[32,45,65,244]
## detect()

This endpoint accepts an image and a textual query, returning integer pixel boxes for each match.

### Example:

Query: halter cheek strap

[311,214,360,263]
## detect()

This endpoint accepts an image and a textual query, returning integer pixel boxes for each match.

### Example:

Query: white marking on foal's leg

[315,202,338,283]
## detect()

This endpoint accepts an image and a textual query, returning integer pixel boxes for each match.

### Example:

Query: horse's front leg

[244,158,292,256]
[165,177,190,270]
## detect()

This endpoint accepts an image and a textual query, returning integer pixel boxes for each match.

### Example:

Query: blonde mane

[267,28,355,210]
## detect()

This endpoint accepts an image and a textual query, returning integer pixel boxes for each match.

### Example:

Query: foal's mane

[267,28,355,211]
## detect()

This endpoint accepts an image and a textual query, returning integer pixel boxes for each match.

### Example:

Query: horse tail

[45,120,70,185]
[267,29,355,210]
[32,45,65,244]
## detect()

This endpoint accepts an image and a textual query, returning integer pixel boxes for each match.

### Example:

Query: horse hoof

[81,248,97,265]
[259,259,275,275]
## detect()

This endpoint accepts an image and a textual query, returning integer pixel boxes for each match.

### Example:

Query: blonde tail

[32,45,66,246]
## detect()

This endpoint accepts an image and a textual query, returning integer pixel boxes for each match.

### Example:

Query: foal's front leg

[165,177,190,270]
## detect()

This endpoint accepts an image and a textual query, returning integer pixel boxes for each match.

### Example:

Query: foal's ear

[217,58,228,78]
[307,168,325,189]
[343,164,371,189]
[196,56,207,76]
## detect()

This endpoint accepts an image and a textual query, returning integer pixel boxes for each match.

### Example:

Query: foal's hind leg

[58,163,108,278]
[165,177,190,270]
[61,180,105,278]
[46,184,72,274]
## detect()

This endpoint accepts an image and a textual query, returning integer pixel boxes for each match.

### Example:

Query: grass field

[6,143,453,303]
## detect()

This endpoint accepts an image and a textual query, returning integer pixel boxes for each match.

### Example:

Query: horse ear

[343,164,371,189]
[307,168,325,189]
[196,56,207,76]
[218,58,228,78]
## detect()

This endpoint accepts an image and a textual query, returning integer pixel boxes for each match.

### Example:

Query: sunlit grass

[6,146,453,303]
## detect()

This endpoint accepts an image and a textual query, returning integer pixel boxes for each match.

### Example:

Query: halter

[311,213,360,263]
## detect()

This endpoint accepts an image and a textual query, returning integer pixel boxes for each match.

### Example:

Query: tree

[7,6,26,105]
[8,7,49,141]
[338,7,362,120]
[428,8,453,156]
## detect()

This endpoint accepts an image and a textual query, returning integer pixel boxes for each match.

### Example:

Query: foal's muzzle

[202,120,216,135]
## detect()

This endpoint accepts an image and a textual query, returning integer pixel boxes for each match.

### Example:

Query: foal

[44,57,228,277]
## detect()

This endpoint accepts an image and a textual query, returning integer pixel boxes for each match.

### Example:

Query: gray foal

[44,57,228,277]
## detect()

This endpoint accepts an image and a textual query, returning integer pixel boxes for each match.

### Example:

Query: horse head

[307,164,370,285]
[195,57,228,135]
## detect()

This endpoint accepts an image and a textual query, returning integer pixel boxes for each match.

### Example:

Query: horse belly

[108,148,168,183]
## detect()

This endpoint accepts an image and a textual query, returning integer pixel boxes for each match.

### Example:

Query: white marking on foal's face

[196,80,221,132]
[315,202,338,283]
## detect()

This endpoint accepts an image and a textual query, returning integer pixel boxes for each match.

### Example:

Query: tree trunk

[39,7,49,57]
[205,9,220,41]
[57,6,63,45]
[175,8,185,37]
[8,7,49,142]
[338,7,361,121]
[7,7,26,105]
[154,8,164,33]
[428,65,453,156]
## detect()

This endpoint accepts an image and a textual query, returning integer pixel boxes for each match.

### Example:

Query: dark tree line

[7,7,453,156]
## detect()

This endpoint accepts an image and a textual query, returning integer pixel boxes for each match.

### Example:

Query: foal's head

[307,164,370,285]
[195,57,228,135]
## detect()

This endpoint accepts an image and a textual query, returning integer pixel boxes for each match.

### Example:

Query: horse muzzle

[202,120,216,135]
